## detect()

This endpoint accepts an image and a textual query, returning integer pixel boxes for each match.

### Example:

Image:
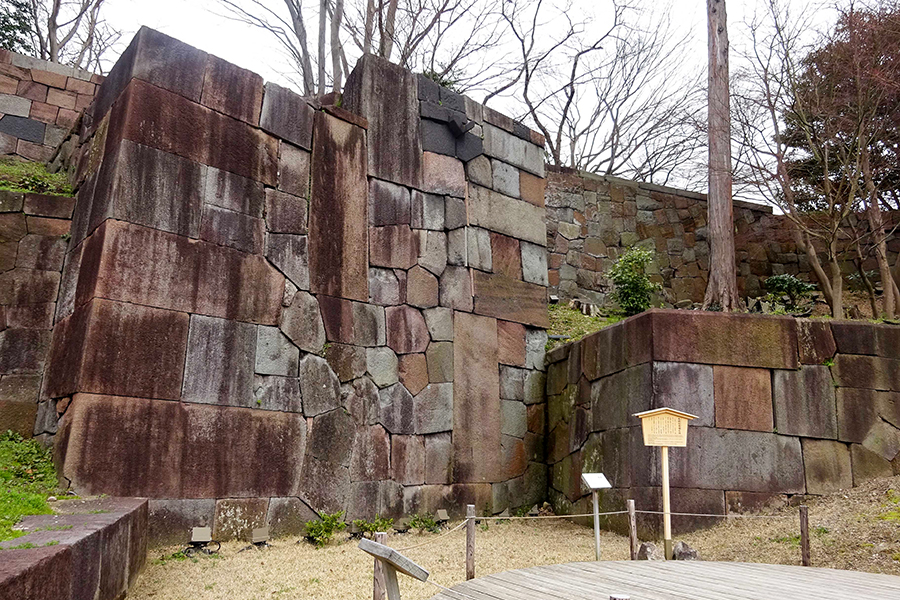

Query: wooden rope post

[800,505,810,567]
[466,504,475,580]
[627,499,638,560]
[373,532,387,600]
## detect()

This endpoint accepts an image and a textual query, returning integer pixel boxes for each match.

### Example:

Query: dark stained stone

[0,212,27,243]
[300,408,354,512]
[199,204,264,254]
[343,54,422,188]
[421,118,456,155]
[713,365,773,432]
[581,312,653,381]
[265,188,308,234]
[797,319,836,365]
[392,434,425,485]
[836,387,887,444]
[724,491,787,514]
[78,220,284,325]
[213,498,268,542]
[0,374,41,403]
[831,321,875,355]
[0,268,59,305]
[802,438,851,495]
[832,354,900,391]
[14,234,66,271]
[278,142,311,198]
[182,314,256,408]
[652,362,714,427]
[200,54,264,124]
[318,295,385,346]
[267,497,318,538]
[369,178,410,226]
[369,225,418,269]
[773,366,837,438]
[411,190,444,230]
[590,364,652,431]
[266,233,309,290]
[473,271,549,328]
[425,432,452,484]
[456,131,483,162]
[298,355,341,417]
[453,312,502,483]
[0,545,71,599]
[414,382,453,434]
[148,498,216,546]
[368,268,402,305]
[0,115,45,143]
[324,343,367,382]
[253,375,303,413]
[385,306,430,354]
[23,193,75,219]
[350,424,390,481]
[850,443,894,485]
[377,382,415,434]
[345,376,380,426]
[309,110,368,302]
[875,325,900,359]
[279,291,325,354]
[260,82,314,149]
[0,399,37,437]
[204,166,265,217]
[497,320,526,367]
[398,353,429,395]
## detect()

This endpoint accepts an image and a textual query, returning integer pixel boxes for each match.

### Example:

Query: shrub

[764,274,816,312]
[304,511,346,548]
[606,246,661,316]
[407,513,440,533]
[352,515,394,538]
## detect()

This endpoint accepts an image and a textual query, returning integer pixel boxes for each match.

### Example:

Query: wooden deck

[429,561,900,600]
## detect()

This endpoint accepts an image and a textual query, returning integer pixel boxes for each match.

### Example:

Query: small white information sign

[581,472,612,491]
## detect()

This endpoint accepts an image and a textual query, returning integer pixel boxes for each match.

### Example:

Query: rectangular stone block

[343,54,422,188]
[415,382,453,434]
[773,366,836,438]
[483,123,544,176]
[200,54,263,124]
[23,193,75,219]
[199,204,264,254]
[213,498,268,542]
[265,188,307,235]
[581,314,652,381]
[713,365,773,431]
[473,271,549,328]
[75,220,284,325]
[203,166,264,218]
[148,498,216,547]
[831,321,874,355]
[0,115,44,143]
[491,233,522,280]
[652,362,714,427]
[182,315,256,408]
[278,142,310,198]
[318,295,385,347]
[802,438,852,495]
[265,233,309,290]
[797,319,836,365]
[259,82,314,150]
[498,320,526,367]
[591,364,652,432]
[308,110,368,302]
[631,486,726,536]
[468,184,546,245]
[369,178,410,226]
[392,434,425,485]
[0,399,37,437]
[833,354,900,391]
[835,387,897,444]
[519,170,546,208]
[453,312,502,483]
[370,225,418,269]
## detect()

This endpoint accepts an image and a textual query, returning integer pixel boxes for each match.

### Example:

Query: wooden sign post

[633,407,697,560]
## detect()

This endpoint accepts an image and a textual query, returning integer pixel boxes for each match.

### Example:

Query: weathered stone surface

[182,315,256,407]
[201,54,263,123]
[651,310,799,369]
[0,212,27,243]
[713,366,773,432]
[343,54,422,188]
[497,320,527,367]
[418,230,447,276]
[213,498,268,542]
[652,362,714,427]
[385,306,430,354]
[309,110,368,302]
[265,188,308,234]
[473,271,549,328]
[590,364,651,432]
[369,178,410,226]
[802,438,852,495]
[199,204,264,254]
[453,312,501,482]
[411,191,444,230]
[266,497,318,538]
[501,400,527,439]
[0,115,44,144]
[447,227,466,266]
[345,376,380,426]
[148,498,216,546]
[862,420,900,462]
[831,321,875,355]
[426,341,453,383]
[278,142,311,198]
[366,346,399,388]
[256,325,299,376]
[500,366,525,401]
[422,152,465,197]
[491,233,522,280]
[424,432,452,484]
[467,227,492,271]
[525,329,548,371]
[773,366,836,438]
[398,353,429,395]
[502,434,528,479]
[519,170,546,208]
[491,159,520,197]
[378,382,415,434]
[0,374,41,404]
[14,234,66,271]
[351,424,390,481]
[23,194,75,219]
[300,407,355,512]
[414,382,453,434]
[407,265,439,308]
[468,184,545,245]
[832,354,900,391]
[370,225,418,269]
[279,290,325,354]
[319,296,385,346]
[797,319,836,365]
[389,436,422,486]
[80,220,283,325]
[724,491,787,515]
[580,313,652,381]
[444,196,467,230]
[253,375,303,413]
[520,241,548,286]
[203,166,265,218]
[0,328,50,377]
[483,124,544,176]
[298,355,341,416]
[260,82,314,150]
[850,443,894,485]
[0,399,37,436]
[369,268,402,305]
[325,343,367,382]
[0,268,59,305]
[423,307,453,341]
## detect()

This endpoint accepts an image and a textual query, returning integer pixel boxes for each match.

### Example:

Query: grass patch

[0,158,72,196]
[0,431,58,542]
[546,303,622,351]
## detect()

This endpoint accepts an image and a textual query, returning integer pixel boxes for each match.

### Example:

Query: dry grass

[130,476,900,600]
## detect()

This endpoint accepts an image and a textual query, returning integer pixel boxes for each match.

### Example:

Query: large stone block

[259,82,314,150]
[0,399,37,437]
[424,432,452,484]
[407,265,438,308]
[651,310,799,369]
[422,152,465,198]
[483,123,543,176]
[773,366,836,438]
[267,497,318,538]
[797,319,836,365]
[343,54,421,188]
[862,420,900,462]
[473,271,548,328]
[319,296,384,346]
[297,355,341,417]
[279,290,325,354]
[411,190,444,230]
[0,374,41,404]
[468,184,546,245]
[23,194,75,219]
[213,498,268,542]
[300,408,355,512]
[491,233,522,280]
[325,343,366,383]
[308,111,368,302]
[368,268,402,305]
[630,486,726,536]
[591,364,652,432]
[425,341,453,383]
[497,320,526,367]
[278,142,311,198]
[453,312,502,483]
[265,188,308,234]
[199,204,264,254]
[0,545,71,600]
[0,268,59,305]
[370,225,418,269]
[802,438,852,495]
[466,227,492,271]
[398,352,428,395]
[256,325,299,376]
[423,307,453,341]
[253,375,303,413]
[182,314,256,408]
[345,376,380,426]
[832,354,900,391]
[652,362,714,427]
[77,220,284,325]
[831,321,875,355]
[203,166,265,218]
[366,346,399,388]
[385,306,429,354]
[369,178,410,226]
[520,241,548,286]
[392,435,425,485]
[414,382,453,434]
[417,230,447,276]
[350,424,390,481]
[580,312,652,381]
[377,383,415,434]
[200,54,263,124]
[148,498,216,547]
[713,365,773,432]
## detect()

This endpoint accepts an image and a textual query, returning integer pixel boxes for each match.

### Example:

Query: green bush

[352,515,394,538]
[304,511,346,548]
[407,513,440,533]
[764,274,816,312]
[606,246,661,316]
[0,431,58,542]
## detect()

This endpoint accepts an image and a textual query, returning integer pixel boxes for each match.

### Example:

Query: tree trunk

[379,0,399,60]
[703,0,740,311]
[829,242,844,319]
[317,0,328,96]
[854,251,879,318]
[862,151,893,318]
[793,228,834,308]
[330,0,344,93]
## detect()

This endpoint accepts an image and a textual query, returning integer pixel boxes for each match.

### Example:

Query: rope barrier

[393,520,467,552]
[478,510,629,520]
[634,509,796,519]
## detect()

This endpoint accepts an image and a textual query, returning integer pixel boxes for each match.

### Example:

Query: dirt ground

[129,476,900,600]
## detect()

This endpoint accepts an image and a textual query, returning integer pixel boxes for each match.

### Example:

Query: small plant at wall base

[407,513,440,533]
[763,274,817,314]
[606,246,661,316]
[304,511,346,548]
[352,515,394,538]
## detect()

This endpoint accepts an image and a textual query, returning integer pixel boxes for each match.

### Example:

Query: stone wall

[544,309,900,537]
[546,167,900,306]
[0,190,74,439]
[0,50,100,162]
[37,27,549,544]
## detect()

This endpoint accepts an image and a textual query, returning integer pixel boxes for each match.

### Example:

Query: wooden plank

[358,538,429,581]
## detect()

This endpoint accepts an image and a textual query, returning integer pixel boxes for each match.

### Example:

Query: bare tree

[25,0,119,72]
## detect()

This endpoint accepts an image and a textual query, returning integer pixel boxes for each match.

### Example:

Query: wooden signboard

[634,408,696,447]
